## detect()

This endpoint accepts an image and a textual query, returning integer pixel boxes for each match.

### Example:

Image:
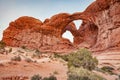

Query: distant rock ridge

[2,0,120,53]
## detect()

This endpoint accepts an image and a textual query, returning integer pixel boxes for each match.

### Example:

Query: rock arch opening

[73,20,82,30]
[62,31,74,43]
[61,22,77,43]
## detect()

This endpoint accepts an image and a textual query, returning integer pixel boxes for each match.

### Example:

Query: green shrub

[31,74,57,80]
[35,49,41,54]
[8,48,12,53]
[94,67,105,73]
[54,53,68,61]
[54,53,61,58]
[43,75,57,80]
[0,41,6,49]
[32,49,41,58]
[101,66,114,75]
[67,48,98,70]
[11,56,21,61]
[21,46,26,49]
[67,67,106,80]
[61,55,69,61]
[31,74,42,80]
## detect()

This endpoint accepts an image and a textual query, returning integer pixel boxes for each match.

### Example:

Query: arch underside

[62,20,98,48]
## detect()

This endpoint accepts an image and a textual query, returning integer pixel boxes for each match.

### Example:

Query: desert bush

[66,48,98,70]
[54,53,61,58]
[54,53,68,61]
[94,67,105,73]
[31,74,57,80]
[61,54,69,61]
[35,49,41,54]
[43,75,57,80]
[8,48,12,53]
[11,56,21,61]
[32,49,41,58]
[0,41,6,49]
[31,74,42,80]
[67,67,106,80]
[25,58,33,63]
[21,46,26,49]
[101,66,114,75]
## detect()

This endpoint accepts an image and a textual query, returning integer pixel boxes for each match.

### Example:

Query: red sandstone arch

[62,22,77,36]
[2,0,119,52]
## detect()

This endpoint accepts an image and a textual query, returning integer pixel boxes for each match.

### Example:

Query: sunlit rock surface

[2,0,120,52]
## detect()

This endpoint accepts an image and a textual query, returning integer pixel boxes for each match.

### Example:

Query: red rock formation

[2,0,120,52]
[2,15,75,53]
[72,0,120,51]
[92,0,120,51]
[76,21,98,48]
[2,16,43,46]
[40,13,73,38]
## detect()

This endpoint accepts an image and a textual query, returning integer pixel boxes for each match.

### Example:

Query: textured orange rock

[92,1,120,51]
[2,0,120,52]
[2,15,75,53]
[74,0,120,51]
[2,16,43,47]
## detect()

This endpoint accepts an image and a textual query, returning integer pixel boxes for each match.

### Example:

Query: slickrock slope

[2,0,120,52]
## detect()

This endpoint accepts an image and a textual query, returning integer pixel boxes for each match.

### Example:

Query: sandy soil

[0,47,120,80]
[0,47,68,80]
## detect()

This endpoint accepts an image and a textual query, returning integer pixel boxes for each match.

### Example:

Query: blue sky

[0,0,94,42]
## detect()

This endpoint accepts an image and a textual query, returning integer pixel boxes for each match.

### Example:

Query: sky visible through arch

[0,0,94,42]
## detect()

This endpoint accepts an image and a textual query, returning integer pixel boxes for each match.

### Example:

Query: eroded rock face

[92,0,120,51]
[75,0,120,51]
[2,15,75,53]
[2,0,120,52]
[76,22,98,48]
[2,16,43,46]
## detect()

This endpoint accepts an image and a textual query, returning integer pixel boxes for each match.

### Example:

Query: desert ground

[0,47,68,80]
[0,47,120,80]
